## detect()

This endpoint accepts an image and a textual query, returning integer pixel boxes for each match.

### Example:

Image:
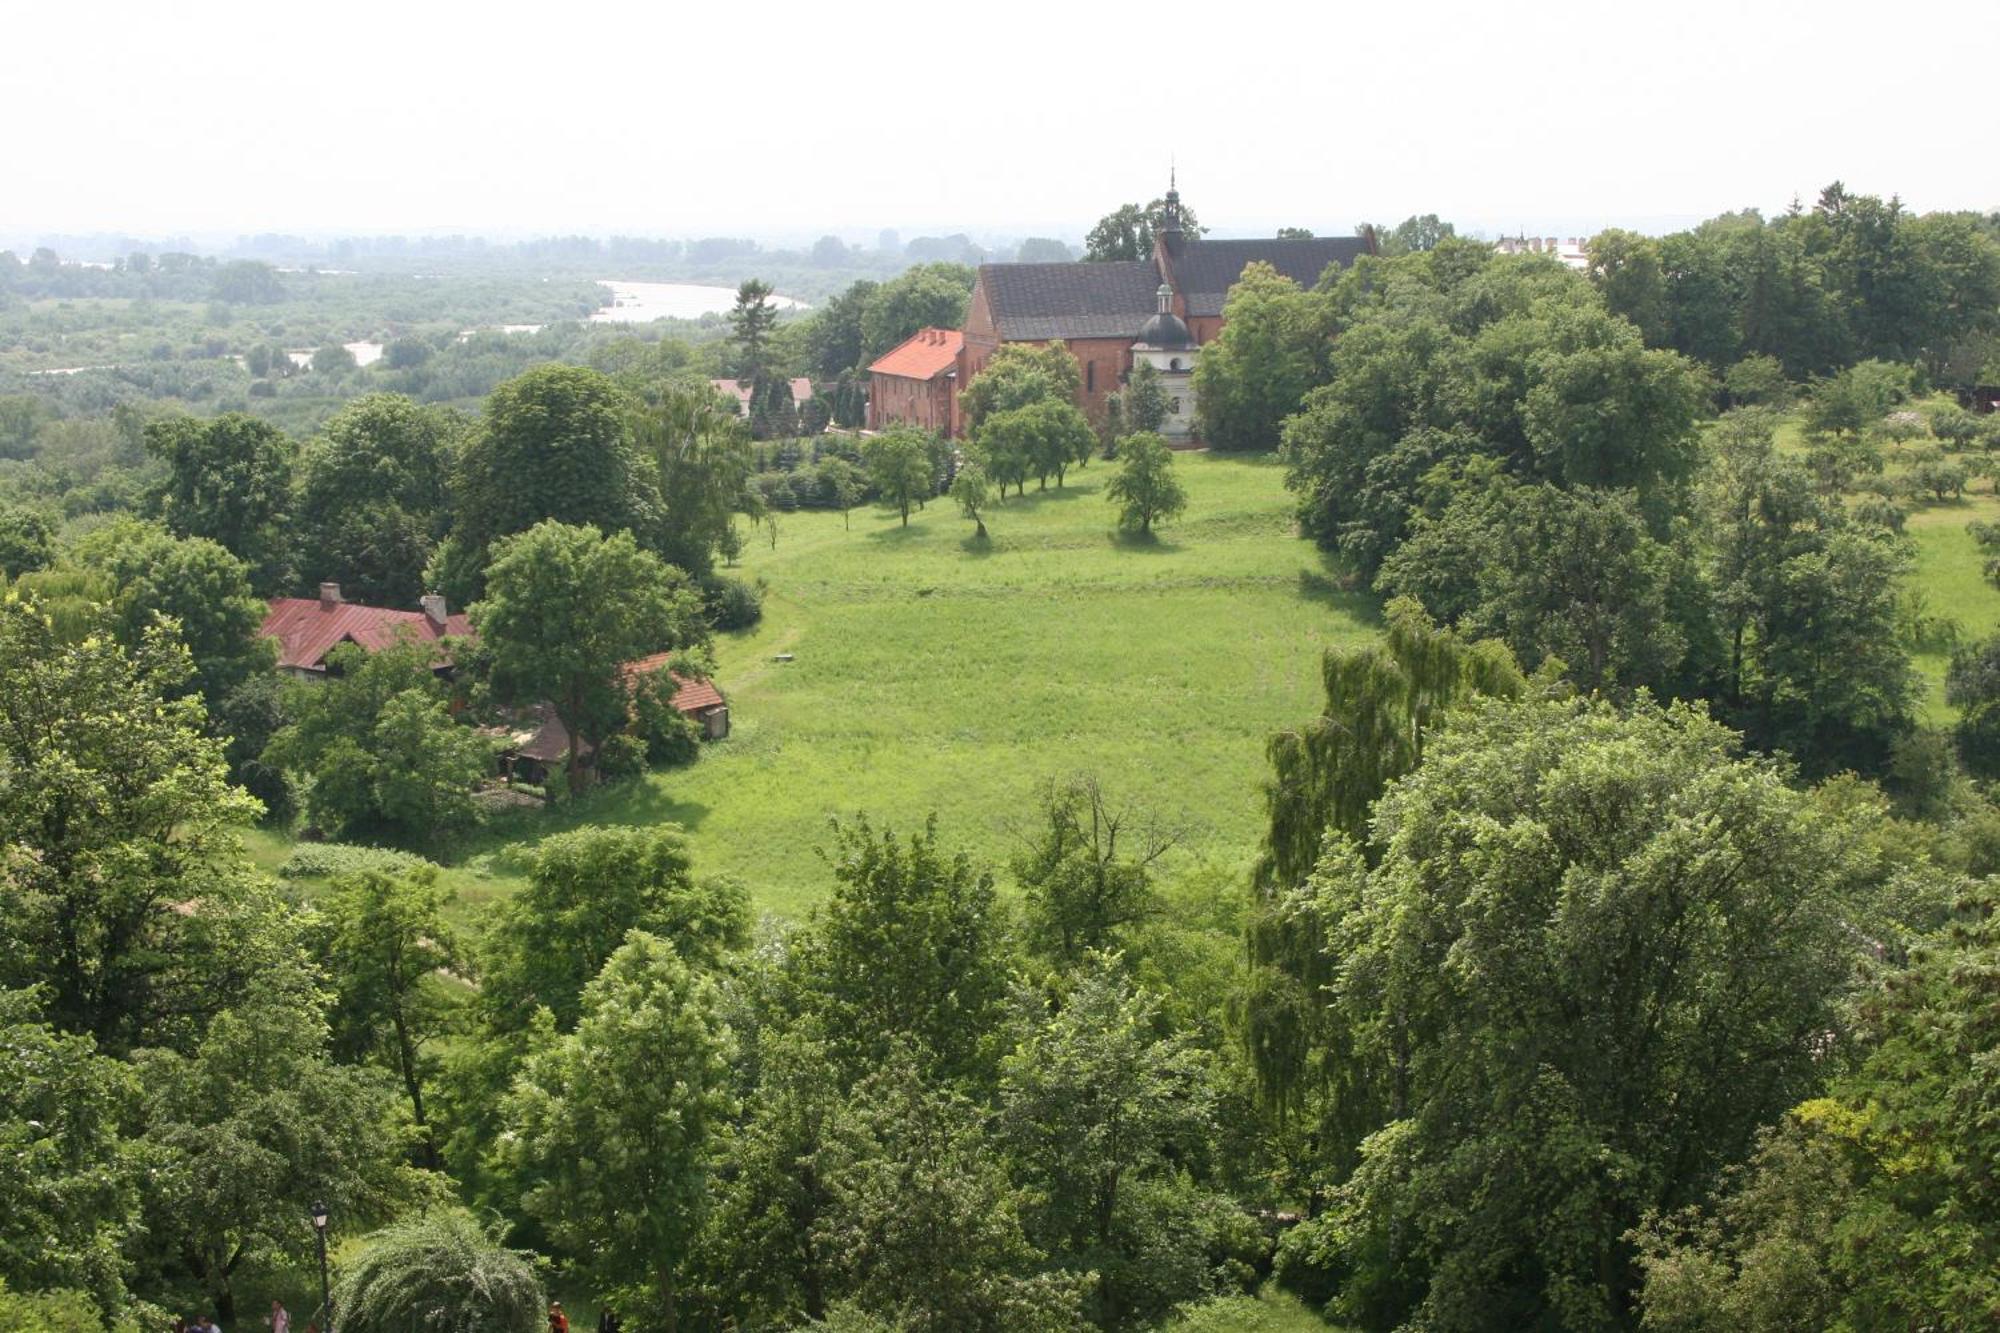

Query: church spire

[1160,163,1184,242]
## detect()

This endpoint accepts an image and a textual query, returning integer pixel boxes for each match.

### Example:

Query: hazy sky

[5,0,1994,245]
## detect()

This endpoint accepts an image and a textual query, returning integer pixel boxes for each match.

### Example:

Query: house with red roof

[259,583,472,678]
[867,327,963,435]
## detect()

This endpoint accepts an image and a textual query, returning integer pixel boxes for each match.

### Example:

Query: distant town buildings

[1492,234,1592,271]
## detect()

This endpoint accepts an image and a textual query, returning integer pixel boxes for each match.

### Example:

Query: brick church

[867,181,1374,443]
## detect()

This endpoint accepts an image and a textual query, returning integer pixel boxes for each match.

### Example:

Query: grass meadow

[357,452,1378,923]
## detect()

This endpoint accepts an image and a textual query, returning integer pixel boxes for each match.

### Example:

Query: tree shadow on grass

[1297,551,1384,625]
[1108,528,1184,554]
[865,520,934,543]
[1000,483,1091,510]
[959,531,997,557]
[456,776,714,873]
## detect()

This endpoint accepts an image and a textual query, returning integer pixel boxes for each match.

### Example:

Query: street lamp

[310,1200,331,1332]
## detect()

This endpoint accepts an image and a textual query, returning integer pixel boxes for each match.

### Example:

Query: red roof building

[260,584,472,675]
[709,377,814,415]
[867,327,963,435]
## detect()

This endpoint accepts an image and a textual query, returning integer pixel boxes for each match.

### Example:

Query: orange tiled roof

[623,652,726,712]
[868,327,963,381]
[260,597,473,672]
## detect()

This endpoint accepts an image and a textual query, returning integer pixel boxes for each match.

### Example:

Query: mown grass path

[452,452,1377,918]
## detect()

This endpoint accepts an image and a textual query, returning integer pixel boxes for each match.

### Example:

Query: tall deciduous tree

[144,413,296,591]
[1272,697,1888,1329]
[859,264,973,360]
[507,932,735,1333]
[961,342,1082,438]
[635,385,763,577]
[1192,263,1322,451]
[1084,198,1204,262]
[472,521,706,791]
[451,367,653,583]
[0,596,270,1051]
[1012,776,1171,967]
[294,394,463,607]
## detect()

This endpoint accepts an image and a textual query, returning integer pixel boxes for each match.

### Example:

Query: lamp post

[310,1200,331,1333]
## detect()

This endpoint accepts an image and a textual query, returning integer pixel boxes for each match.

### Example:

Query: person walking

[596,1306,622,1333]
[270,1298,292,1333]
[547,1300,570,1333]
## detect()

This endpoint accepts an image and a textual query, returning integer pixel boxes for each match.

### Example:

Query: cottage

[258,582,470,679]
[499,660,730,786]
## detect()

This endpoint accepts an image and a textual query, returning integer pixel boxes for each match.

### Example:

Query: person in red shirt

[548,1301,570,1333]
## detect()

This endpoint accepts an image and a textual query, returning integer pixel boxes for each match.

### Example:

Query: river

[589,280,807,323]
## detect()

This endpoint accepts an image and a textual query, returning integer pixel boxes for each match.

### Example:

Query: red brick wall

[868,371,953,433]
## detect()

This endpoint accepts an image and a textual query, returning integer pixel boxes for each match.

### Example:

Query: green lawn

[1905,491,2000,721]
[420,453,1376,919]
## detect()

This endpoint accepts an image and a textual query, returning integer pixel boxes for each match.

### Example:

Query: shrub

[595,732,647,782]
[700,573,764,630]
[278,843,437,881]
[333,1210,544,1333]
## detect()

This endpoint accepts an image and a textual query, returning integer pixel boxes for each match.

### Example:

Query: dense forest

[2,183,1999,1333]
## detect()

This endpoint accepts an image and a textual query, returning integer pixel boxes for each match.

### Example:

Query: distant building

[866,327,963,434]
[1493,234,1592,271]
[499,653,730,785]
[952,176,1373,442]
[259,583,469,678]
[709,377,814,416]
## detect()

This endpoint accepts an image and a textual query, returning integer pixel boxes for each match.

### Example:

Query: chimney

[420,593,447,627]
[318,582,343,609]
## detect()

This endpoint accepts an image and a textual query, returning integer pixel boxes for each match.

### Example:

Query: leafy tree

[479,824,748,1036]
[0,989,140,1313]
[317,867,463,1165]
[818,1050,1089,1332]
[333,1210,544,1333]
[861,429,934,526]
[1192,263,1322,451]
[1124,359,1169,435]
[634,385,763,577]
[144,412,296,591]
[1585,227,1669,343]
[1946,631,2000,777]
[1001,959,1234,1327]
[313,343,358,375]
[1017,237,1075,262]
[793,817,1011,1083]
[71,517,271,706]
[701,1025,854,1326]
[1379,214,1455,255]
[860,264,973,360]
[210,259,283,304]
[950,461,993,540]
[961,341,1083,437]
[1632,887,2000,1330]
[1722,353,1792,406]
[1104,433,1187,535]
[294,394,462,606]
[472,521,706,791]
[1802,358,1912,439]
[0,394,49,459]
[506,931,735,1333]
[1272,697,1889,1329]
[1012,776,1171,967]
[0,503,55,577]
[727,279,781,387]
[263,642,490,845]
[451,366,653,579]
[134,977,429,1323]
[1085,197,1204,261]
[0,596,268,1051]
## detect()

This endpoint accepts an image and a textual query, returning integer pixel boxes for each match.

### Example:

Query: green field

[431,452,1375,919]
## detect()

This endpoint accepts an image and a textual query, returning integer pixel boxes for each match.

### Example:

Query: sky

[4,0,1995,248]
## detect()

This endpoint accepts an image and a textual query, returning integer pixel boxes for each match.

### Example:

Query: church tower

[1131,280,1199,442]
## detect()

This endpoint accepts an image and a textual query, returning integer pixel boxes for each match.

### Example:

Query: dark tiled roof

[979,261,1160,340]
[1169,237,1371,316]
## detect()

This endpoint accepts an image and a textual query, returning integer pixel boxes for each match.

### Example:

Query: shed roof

[869,327,964,380]
[260,597,472,672]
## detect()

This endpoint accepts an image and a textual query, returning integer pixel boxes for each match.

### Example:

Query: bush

[278,842,437,881]
[700,573,763,630]
[333,1210,544,1333]
[595,731,647,782]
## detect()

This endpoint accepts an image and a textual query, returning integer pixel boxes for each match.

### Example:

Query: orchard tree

[817,455,864,530]
[507,932,735,1333]
[861,429,933,526]
[144,412,296,591]
[1124,359,1169,434]
[1104,432,1187,535]
[472,521,706,792]
[960,342,1082,437]
[980,399,1094,491]
[950,461,992,540]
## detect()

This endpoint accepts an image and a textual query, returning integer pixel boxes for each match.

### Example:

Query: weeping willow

[333,1210,544,1333]
[1245,598,1522,1137]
